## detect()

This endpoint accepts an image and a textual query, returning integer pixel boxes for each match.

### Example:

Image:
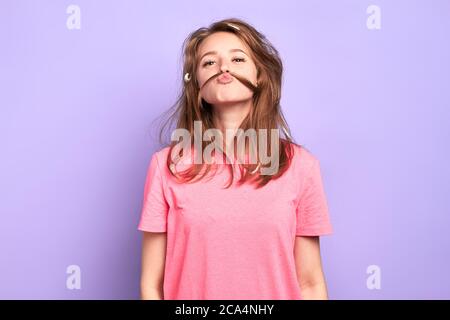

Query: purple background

[1,0,449,299]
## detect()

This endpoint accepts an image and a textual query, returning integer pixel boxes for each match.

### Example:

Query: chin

[208,94,253,105]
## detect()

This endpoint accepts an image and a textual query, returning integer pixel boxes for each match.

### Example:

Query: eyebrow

[199,48,248,62]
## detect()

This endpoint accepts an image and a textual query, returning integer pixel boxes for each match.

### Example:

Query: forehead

[198,31,248,55]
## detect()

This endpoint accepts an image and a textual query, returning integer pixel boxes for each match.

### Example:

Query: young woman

[138,18,333,300]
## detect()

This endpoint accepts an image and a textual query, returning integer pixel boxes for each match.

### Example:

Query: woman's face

[196,31,258,106]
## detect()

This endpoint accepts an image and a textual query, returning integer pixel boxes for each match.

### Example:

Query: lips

[217,73,233,84]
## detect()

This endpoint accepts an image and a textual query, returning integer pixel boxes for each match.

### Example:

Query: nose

[219,60,230,73]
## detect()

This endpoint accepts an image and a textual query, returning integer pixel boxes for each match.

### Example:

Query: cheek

[197,69,216,88]
[239,65,257,81]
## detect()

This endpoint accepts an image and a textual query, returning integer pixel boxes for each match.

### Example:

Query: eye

[232,57,246,63]
[202,60,215,67]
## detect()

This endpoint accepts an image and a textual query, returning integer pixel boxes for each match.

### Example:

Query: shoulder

[146,146,172,177]
[288,142,320,175]
[153,145,172,161]
[151,145,191,177]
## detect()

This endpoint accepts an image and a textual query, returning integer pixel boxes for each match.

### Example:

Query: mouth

[217,74,233,84]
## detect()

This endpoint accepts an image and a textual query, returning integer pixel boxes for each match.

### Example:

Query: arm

[140,231,167,300]
[294,235,329,300]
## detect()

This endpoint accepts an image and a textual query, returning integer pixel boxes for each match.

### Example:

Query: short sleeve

[137,152,169,232]
[295,158,333,236]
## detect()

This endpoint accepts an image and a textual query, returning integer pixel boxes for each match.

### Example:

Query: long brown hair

[156,18,300,189]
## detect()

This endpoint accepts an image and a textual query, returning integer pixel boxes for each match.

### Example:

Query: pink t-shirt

[137,143,333,300]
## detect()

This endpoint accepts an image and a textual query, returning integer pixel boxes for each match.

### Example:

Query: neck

[211,98,252,152]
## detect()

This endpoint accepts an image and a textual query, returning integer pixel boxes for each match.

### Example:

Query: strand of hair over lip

[184,70,259,94]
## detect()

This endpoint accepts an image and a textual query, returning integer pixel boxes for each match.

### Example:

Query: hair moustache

[199,70,260,94]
